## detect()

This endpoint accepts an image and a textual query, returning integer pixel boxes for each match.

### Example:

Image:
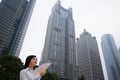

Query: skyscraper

[76,29,104,80]
[0,0,36,56]
[41,1,76,80]
[101,34,120,80]
[118,47,120,56]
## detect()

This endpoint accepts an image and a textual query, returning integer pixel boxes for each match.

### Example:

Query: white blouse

[20,68,41,80]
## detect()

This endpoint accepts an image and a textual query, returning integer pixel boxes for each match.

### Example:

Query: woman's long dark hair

[24,55,36,69]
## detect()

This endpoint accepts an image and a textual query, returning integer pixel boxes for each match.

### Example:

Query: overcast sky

[19,0,120,79]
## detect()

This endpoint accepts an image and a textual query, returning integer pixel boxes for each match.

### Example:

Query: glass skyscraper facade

[101,34,120,80]
[41,1,76,80]
[0,0,36,56]
[118,48,120,56]
[76,29,104,80]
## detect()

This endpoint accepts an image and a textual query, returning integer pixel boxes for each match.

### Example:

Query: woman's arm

[20,70,29,80]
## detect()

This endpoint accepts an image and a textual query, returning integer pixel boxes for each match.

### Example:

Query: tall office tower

[76,29,104,80]
[41,1,76,80]
[0,0,36,56]
[118,48,120,55]
[101,34,120,80]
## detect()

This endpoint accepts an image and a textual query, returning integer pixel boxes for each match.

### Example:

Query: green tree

[0,55,23,80]
[78,75,86,80]
[41,71,60,80]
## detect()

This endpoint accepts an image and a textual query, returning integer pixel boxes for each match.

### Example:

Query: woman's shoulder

[20,68,29,73]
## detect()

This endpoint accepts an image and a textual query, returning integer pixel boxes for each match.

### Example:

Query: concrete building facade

[76,29,104,80]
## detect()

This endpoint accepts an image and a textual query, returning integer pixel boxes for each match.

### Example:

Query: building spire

[56,0,61,5]
[83,28,86,32]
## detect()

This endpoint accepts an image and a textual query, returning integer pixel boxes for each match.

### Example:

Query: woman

[20,55,46,80]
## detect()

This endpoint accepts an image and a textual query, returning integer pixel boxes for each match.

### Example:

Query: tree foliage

[0,55,23,80]
[41,71,60,80]
[78,75,86,80]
